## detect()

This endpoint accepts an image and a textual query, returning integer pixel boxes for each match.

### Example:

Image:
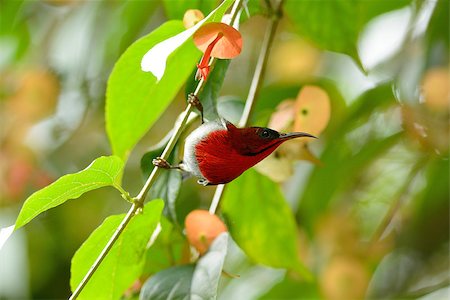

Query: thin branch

[69,203,138,299]
[398,279,450,299]
[369,156,428,246]
[209,184,226,214]
[239,0,282,128]
[69,1,243,298]
[209,0,284,214]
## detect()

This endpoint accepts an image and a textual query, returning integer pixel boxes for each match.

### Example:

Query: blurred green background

[0,0,448,299]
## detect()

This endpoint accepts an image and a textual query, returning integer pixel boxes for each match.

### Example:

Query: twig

[209,0,284,214]
[69,0,243,298]
[369,156,428,246]
[69,203,138,299]
[397,279,450,299]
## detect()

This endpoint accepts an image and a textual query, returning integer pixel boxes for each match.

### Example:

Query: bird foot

[152,157,178,169]
[188,93,204,123]
[197,178,210,186]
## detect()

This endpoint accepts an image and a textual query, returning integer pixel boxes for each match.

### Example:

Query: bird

[153,119,316,186]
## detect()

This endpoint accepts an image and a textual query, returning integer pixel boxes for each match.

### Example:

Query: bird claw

[197,178,210,186]
[188,93,204,124]
[152,157,173,169]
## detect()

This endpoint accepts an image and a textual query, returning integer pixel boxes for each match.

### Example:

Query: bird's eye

[257,128,279,139]
[259,129,272,139]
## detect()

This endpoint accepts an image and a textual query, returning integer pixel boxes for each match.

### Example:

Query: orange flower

[193,22,242,81]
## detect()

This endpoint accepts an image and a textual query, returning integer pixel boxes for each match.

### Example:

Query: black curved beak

[279,132,317,140]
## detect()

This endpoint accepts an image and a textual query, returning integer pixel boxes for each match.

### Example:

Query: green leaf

[142,217,188,276]
[299,133,402,232]
[70,200,164,300]
[260,274,320,300]
[162,0,217,20]
[222,169,310,277]
[140,233,228,300]
[191,232,228,299]
[104,0,159,62]
[399,158,449,255]
[15,156,124,229]
[217,95,245,124]
[107,0,234,161]
[106,21,200,161]
[140,0,233,80]
[297,84,401,233]
[0,0,30,62]
[150,168,183,223]
[285,0,412,70]
[140,265,195,300]
[425,0,449,67]
[200,59,231,121]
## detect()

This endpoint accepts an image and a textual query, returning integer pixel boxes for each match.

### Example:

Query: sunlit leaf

[254,153,294,183]
[15,156,124,229]
[421,67,449,111]
[222,169,310,277]
[294,85,331,137]
[108,0,235,161]
[106,21,200,161]
[267,99,295,131]
[252,81,346,129]
[70,200,164,299]
[183,9,205,29]
[191,232,228,299]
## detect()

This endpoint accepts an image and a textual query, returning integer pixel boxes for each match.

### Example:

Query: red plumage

[183,119,315,185]
[194,129,280,184]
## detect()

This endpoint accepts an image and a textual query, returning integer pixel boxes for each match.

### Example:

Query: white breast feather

[183,119,226,180]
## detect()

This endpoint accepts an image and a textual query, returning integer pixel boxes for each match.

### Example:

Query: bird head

[224,120,316,156]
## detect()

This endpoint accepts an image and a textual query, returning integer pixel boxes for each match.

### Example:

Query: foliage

[1,0,448,299]
[15,156,124,229]
[70,200,164,299]
[106,21,200,161]
[285,0,413,70]
[222,169,309,277]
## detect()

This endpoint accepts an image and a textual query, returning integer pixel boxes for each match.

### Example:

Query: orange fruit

[185,210,227,255]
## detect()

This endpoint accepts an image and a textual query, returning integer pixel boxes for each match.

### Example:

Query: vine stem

[69,0,243,298]
[209,0,284,214]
